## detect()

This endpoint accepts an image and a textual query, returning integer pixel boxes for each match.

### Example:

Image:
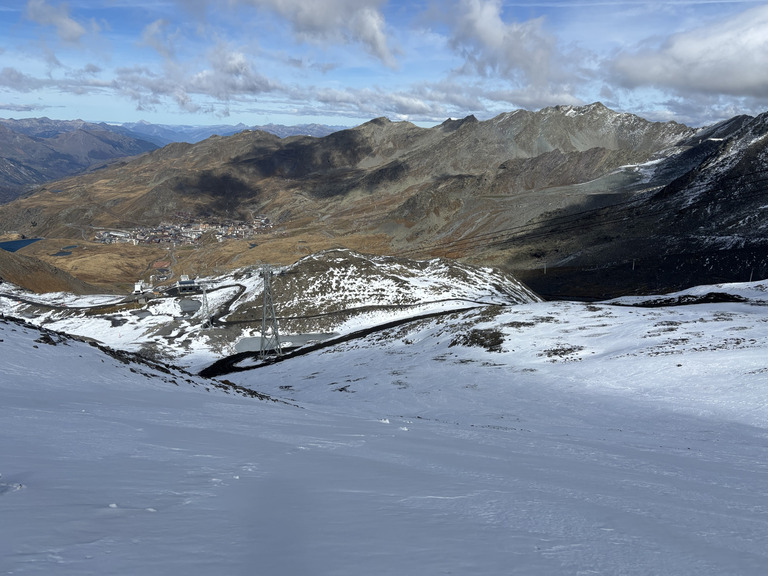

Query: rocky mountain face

[506,111,768,298]
[0,118,158,203]
[0,102,690,228]
[2,102,766,299]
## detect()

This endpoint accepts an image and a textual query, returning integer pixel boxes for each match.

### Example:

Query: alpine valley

[2,102,767,299]
[2,103,768,575]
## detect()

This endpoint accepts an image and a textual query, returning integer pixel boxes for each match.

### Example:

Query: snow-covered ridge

[608,279,768,306]
[672,110,768,209]
[0,249,538,370]
[274,249,539,312]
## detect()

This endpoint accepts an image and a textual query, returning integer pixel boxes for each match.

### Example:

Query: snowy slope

[0,250,538,370]
[2,278,768,575]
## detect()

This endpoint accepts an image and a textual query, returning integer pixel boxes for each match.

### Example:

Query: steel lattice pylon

[200,283,212,329]
[259,265,282,359]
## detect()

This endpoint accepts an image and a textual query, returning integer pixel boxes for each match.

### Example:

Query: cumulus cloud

[111,66,162,108]
[189,45,275,99]
[240,0,396,66]
[611,4,768,99]
[25,0,87,44]
[440,0,590,112]
[82,63,101,76]
[0,67,48,92]
[108,44,277,116]
[0,64,110,102]
[448,0,559,86]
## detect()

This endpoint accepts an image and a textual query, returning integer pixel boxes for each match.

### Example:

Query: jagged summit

[439,115,479,131]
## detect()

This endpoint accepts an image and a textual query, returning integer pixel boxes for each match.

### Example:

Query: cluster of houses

[93,216,273,246]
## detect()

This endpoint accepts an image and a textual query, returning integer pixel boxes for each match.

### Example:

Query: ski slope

[1,283,768,575]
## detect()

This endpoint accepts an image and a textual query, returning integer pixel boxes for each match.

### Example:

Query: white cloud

[0,67,47,92]
[25,0,86,44]
[5,0,768,126]
[189,46,275,99]
[108,44,277,116]
[611,4,768,98]
[448,0,559,86]
[0,102,44,112]
[423,0,597,117]
[240,0,396,66]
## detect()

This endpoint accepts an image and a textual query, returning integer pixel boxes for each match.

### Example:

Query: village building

[176,275,200,294]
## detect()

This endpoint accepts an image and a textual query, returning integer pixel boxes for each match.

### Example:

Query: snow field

[2,284,768,575]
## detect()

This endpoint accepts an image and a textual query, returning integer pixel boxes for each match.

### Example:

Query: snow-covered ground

[2,277,767,575]
[0,251,536,370]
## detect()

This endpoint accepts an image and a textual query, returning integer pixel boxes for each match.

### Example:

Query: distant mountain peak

[541,101,615,117]
[368,117,394,126]
[439,115,478,131]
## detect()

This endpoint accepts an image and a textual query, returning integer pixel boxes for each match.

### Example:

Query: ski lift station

[176,275,201,294]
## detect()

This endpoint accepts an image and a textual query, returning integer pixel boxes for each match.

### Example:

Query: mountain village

[92,214,274,246]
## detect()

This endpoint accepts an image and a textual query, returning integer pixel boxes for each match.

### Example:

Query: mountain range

[119,120,347,147]
[0,117,347,203]
[1,103,767,299]
[0,118,157,203]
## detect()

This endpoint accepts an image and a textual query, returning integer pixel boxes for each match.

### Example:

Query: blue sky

[2,0,768,127]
